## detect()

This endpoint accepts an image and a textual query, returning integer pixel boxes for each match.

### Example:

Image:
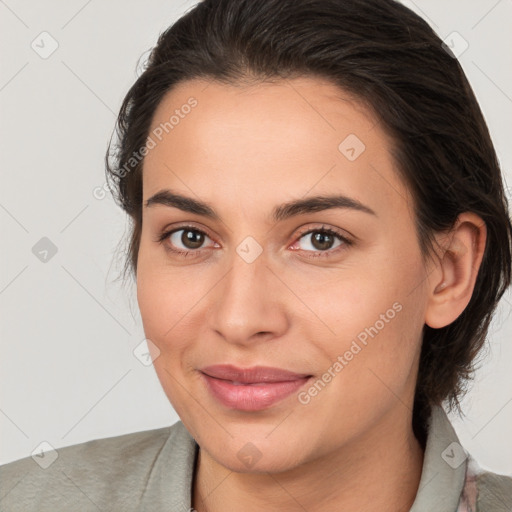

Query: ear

[424,212,487,329]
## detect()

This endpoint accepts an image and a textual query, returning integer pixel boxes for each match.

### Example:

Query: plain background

[1,0,511,475]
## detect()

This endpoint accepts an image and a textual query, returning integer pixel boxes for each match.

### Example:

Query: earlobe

[424,213,487,329]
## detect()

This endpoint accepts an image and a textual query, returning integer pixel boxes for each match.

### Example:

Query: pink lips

[200,364,312,411]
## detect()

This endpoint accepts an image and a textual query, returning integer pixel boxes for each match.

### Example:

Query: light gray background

[1,0,511,475]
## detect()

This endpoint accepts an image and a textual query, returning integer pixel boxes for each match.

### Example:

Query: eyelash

[155,224,353,259]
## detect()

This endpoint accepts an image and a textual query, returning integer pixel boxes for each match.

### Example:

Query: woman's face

[137,77,431,473]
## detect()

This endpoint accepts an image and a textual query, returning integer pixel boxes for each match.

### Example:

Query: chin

[202,435,311,475]
[219,454,304,475]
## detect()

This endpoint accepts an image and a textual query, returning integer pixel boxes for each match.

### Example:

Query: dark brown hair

[105,0,512,444]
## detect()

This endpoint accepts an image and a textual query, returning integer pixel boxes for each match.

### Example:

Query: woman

[1,0,511,510]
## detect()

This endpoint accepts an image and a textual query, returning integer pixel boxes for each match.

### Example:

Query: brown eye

[291,225,353,259]
[158,227,216,256]
[178,229,205,249]
[308,231,338,251]
[297,229,345,252]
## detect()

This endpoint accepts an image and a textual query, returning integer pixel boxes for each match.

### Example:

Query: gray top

[1,405,510,511]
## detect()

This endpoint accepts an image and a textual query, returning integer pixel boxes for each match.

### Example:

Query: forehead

[147,76,379,154]
[142,77,411,220]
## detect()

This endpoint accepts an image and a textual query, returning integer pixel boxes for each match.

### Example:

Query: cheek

[136,240,209,343]
[316,286,425,414]
[299,245,426,376]
[136,268,171,343]
[137,278,197,347]
[136,264,199,413]
[284,257,417,342]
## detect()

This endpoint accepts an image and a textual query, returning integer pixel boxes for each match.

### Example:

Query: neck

[192,406,425,512]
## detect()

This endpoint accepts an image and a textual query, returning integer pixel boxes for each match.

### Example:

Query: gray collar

[139,405,466,511]
[409,405,467,511]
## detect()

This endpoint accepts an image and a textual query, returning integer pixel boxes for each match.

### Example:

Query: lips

[201,364,311,383]
[200,364,312,411]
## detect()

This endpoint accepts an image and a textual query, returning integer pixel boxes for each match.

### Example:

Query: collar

[139,405,466,511]
[409,404,467,511]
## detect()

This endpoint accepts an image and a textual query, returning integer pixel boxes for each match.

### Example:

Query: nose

[209,248,290,347]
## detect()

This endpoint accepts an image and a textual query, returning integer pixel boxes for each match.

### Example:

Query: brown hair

[105,0,512,444]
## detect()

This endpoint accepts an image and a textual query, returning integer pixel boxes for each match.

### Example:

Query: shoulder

[474,469,512,511]
[459,454,512,511]
[411,406,511,511]
[0,421,193,512]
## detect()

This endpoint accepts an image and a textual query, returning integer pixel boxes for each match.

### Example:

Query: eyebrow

[144,189,376,222]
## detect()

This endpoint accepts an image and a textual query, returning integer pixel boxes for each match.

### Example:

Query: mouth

[199,364,313,411]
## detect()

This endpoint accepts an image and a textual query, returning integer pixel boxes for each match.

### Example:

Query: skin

[136,77,487,511]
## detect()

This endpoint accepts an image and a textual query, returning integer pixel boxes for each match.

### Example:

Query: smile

[199,365,312,411]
